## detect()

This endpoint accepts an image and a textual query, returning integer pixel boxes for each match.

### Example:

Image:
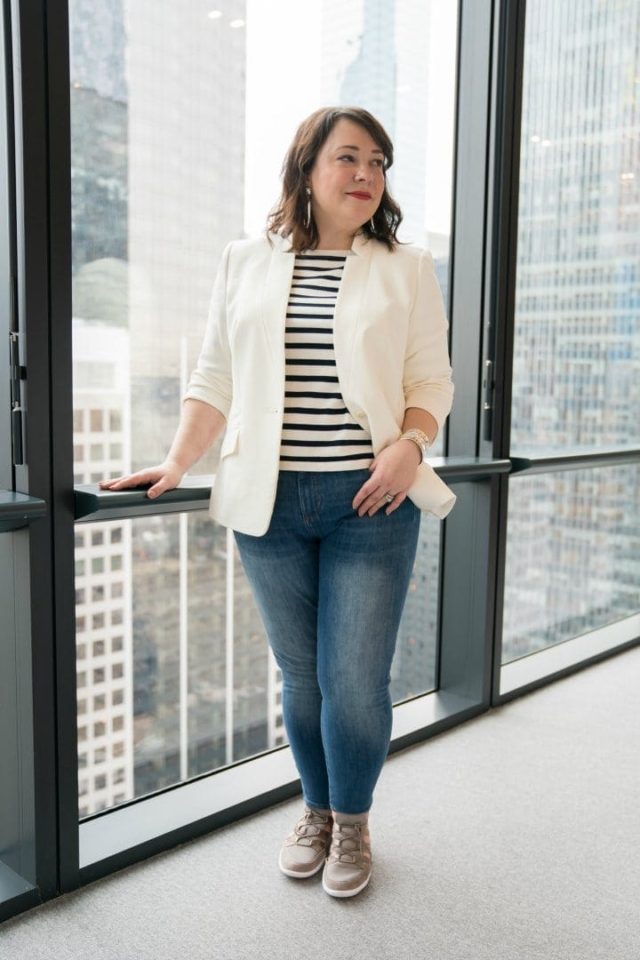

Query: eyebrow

[334,144,384,154]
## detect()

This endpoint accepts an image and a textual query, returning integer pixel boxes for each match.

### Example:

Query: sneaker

[322,818,372,898]
[278,805,333,878]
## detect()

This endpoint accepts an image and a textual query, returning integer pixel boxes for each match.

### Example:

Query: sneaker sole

[322,872,371,898]
[278,850,326,879]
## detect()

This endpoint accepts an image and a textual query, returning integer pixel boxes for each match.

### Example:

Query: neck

[315,228,359,250]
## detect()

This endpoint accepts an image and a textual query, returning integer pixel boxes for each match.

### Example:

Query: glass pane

[510,0,640,453]
[69,0,458,473]
[75,508,441,814]
[69,1,458,815]
[502,464,640,664]
[75,513,267,814]
[394,515,441,700]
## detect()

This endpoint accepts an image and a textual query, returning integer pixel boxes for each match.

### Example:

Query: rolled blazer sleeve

[403,249,454,432]
[182,241,233,419]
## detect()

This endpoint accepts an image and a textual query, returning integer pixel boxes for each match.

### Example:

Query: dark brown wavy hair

[266,106,403,252]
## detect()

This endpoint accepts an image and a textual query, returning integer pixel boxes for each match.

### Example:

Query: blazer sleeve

[403,249,454,432]
[182,241,234,419]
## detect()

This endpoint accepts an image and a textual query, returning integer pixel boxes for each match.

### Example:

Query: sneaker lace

[289,809,331,848]
[331,822,369,865]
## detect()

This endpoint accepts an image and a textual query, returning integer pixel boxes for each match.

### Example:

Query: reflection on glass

[502,465,640,664]
[75,510,440,815]
[394,514,441,701]
[69,0,457,816]
[511,0,640,453]
[75,513,269,815]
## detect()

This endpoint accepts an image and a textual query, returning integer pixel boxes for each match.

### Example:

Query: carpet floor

[3,644,639,960]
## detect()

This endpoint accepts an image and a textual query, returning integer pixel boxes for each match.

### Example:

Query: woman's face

[306,118,386,241]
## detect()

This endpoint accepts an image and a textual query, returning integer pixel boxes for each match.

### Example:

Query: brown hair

[266,106,403,252]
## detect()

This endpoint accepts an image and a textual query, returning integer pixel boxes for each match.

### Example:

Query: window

[503,464,640,662]
[69,0,458,819]
[89,410,103,432]
[503,0,640,674]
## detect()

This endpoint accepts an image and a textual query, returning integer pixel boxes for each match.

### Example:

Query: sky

[243,0,457,241]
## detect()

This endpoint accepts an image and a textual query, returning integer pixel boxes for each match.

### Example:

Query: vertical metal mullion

[486,0,526,465]
[225,528,235,766]
[9,0,60,902]
[485,0,528,704]
[42,0,82,893]
[439,0,496,708]
[179,512,189,782]
[1,0,14,488]
[44,0,78,892]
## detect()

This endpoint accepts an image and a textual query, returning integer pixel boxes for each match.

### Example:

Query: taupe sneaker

[322,818,372,898]
[278,806,333,878]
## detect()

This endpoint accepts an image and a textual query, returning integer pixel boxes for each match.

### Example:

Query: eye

[338,154,355,162]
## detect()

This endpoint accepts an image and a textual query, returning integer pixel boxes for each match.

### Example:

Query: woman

[99,106,455,898]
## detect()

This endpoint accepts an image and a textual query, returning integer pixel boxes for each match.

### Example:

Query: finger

[353,459,386,509]
[98,476,130,489]
[353,481,385,513]
[385,491,407,516]
[100,474,153,490]
[367,492,395,518]
[147,478,171,499]
[98,476,128,487]
[356,489,387,516]
[367,502,386,518]
[353,479,380,509]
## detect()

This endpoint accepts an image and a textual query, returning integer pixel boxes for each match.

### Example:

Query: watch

[399,428,432,463]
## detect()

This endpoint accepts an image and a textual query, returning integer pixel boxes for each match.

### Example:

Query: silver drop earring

[369,217,375,232]
[305,187,312,229]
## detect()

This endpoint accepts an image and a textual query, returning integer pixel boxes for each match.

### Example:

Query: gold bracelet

[399,428,432,463]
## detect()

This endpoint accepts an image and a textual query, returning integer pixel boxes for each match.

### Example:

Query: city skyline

[69,0,639,817]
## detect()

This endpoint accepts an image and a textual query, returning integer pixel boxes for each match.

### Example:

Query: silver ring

[384,493,394,503]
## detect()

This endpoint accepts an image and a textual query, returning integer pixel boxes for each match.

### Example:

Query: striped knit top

[278,250,375,471]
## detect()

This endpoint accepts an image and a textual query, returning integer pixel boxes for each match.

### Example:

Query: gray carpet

[3,645,640,960]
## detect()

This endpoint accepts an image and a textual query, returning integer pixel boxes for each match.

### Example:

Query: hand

[97,459,185,500]
[352,440,421,517]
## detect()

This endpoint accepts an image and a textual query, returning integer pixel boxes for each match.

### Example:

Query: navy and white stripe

[279,251,374,471]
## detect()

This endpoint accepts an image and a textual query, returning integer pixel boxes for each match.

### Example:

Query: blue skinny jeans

[234,469,420,814]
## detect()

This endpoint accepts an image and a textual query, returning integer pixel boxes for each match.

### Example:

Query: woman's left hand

[352,440,421,517]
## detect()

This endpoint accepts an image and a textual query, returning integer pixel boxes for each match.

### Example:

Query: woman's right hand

[97,459,185,500]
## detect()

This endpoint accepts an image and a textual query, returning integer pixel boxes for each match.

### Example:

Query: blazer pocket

[220,425,240,459]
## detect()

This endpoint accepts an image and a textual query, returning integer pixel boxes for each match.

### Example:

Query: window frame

[2,0,637,920]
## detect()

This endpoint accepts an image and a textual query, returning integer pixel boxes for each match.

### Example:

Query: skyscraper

[503,0,640,660]
[70,0,282,813]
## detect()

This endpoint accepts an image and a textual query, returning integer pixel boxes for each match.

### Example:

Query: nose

[354,162,372,182]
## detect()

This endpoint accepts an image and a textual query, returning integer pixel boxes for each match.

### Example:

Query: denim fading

[234,468,420,814]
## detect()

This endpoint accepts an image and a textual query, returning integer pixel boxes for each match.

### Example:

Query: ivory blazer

[183,231,456,536]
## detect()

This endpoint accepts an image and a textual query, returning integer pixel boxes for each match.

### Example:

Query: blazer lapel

[260,231,375,394]
[332,232,374,395]
[261,234,295,368]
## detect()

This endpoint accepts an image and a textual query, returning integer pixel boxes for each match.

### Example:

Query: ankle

[331,809,369,825]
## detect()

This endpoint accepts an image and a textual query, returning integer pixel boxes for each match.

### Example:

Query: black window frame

[1,0,637,921]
